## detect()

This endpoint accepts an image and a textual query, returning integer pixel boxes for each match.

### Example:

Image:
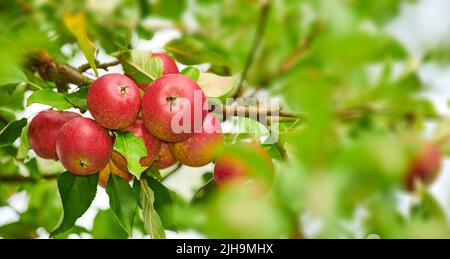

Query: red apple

[155,142,177,169]
[153,52,179,75]
[111,150,129,173]
[138,52,179,92]
[141,74,208,142]
[214,144,274,193]
[406,142,442,191]
[56,118,113,175]
[111,119,161,171]
[28,110,81,160]
[87,73,141,129]
[99,160,133,188]
[170,113,223,167]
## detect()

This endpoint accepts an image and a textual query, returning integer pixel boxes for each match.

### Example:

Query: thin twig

[233,0,272,98]
[261,21,324,86]
[78,60,121,72]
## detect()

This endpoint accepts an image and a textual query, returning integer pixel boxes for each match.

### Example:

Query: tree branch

[233,0,272,98]
[0,173,60,184]
[27,51,93,89]
[78,60,121,73]
[210,104,304,120]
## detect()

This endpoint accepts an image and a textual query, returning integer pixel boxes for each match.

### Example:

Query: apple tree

[0,0,449,238]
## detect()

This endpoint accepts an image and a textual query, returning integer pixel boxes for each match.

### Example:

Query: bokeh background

[1,0,450,238]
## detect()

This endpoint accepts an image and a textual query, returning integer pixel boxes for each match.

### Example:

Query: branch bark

[27,51,93,89]
[210,104,304,120]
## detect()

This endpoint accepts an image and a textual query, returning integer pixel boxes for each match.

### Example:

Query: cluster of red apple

[27,53,274,188]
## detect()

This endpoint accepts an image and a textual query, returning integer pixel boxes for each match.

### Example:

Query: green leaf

[16,124,29,159]
[50,172,98,237]
[91,209,129,239]
[25,158,41,180]
[197,73,240,98]
[181,67,200,81]
[25,73,55,89]
[145,176,176,230]
[191,177,217,204]
[146,165,162,181]
[133,179,142,208]
[27,89,73,110]
[136,24,155,39]
[0,221,37,239]
[411,187,448,222]
[0,107,16,122]
[114,131,148,179]
[65,87,89,111]
[105,174,138,236]
[52,226,90,239]
[64,13,98,76]
[201,172,213,184]
[150,0,186,20]
[232,117,270,138]
[0,118,27,146]
[140,179,166,239]
[165,37,231,66]
[0,65,27,86]
[262,143,284,161]
[121,50,164,85]
[434,117,450,156]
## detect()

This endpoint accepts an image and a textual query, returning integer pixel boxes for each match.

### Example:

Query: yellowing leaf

[197,73,240,98]
[64,13,98,76]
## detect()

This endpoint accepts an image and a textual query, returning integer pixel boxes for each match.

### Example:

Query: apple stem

[166,96,179,111]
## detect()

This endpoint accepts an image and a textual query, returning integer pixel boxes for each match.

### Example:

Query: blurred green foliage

[0,0,449,239]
